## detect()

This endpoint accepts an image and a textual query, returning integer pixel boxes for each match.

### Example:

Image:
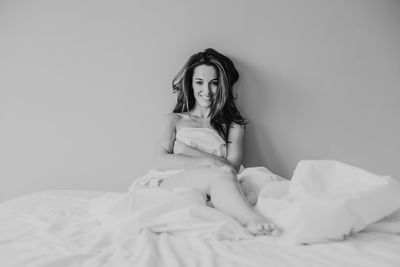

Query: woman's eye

[211,82,218,87]
[196,81,203,85]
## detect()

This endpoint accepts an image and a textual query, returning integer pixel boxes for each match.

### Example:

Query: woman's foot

[245,214,281,236]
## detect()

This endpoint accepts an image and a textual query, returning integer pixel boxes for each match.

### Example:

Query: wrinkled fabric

[90,187,252,240]
[130,127,226,189]
[256,160,400,244]
[2,190,400,267]
[176,127,227,158]
[238,167,287,205]
[129,127,280,205]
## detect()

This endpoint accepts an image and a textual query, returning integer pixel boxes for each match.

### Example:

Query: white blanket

[3,190,400,267]
[257,160,400,244]
[90,160,400,245]
[90,187,252,240]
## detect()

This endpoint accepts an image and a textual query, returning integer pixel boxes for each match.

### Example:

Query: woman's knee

[214,165,237,183]
[218,165,237,175]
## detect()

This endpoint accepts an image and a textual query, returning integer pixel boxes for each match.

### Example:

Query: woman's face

[192,64,219,109]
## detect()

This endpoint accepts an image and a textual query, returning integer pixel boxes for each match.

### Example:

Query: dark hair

[172,48,248,143]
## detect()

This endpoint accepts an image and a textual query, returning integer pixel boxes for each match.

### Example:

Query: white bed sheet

[1,190,400,267]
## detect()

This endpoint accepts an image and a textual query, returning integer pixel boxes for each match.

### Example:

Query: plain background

[1,0,399,202]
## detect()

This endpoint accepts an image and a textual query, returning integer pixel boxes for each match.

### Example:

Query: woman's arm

[173,139,231,166]
[173,123,244,172]
[225,123,245,172]
[153,113,219,171]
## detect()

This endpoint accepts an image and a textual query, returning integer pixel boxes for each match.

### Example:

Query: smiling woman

[127,48,280,236]
[192,65,219,109]
[171,48,246,143]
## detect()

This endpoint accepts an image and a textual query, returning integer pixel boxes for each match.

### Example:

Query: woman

[147,48,278,235]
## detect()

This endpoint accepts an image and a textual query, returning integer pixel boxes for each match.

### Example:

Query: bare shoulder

[164,112,184,126]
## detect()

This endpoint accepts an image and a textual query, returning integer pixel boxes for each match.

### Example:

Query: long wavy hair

[172,48,248,143]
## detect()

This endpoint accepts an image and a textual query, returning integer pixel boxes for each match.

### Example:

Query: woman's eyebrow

[193,77,218,81]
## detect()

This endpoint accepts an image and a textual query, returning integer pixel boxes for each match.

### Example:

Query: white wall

[1,0,399,202]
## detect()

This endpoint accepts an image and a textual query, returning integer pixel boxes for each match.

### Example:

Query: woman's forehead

[193,65,218,79]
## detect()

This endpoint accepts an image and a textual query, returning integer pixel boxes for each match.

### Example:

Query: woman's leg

[160,166,277,235]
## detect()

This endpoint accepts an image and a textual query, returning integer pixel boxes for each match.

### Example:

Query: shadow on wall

[235,59,288,178]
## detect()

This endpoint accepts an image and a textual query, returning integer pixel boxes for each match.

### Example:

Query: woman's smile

[192,64,219,109]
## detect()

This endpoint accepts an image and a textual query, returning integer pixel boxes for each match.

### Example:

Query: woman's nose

[203,84,211,95]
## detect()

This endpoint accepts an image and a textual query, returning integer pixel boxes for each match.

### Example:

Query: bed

[1,161,400,267]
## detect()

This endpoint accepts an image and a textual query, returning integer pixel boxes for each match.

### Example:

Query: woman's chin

[197,102,211,109]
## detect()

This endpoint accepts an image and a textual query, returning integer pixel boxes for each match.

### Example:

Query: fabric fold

[256,160,400,244]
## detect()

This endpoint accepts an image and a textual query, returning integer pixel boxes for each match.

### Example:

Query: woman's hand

[174,139,232,169]
[155,113,235,171]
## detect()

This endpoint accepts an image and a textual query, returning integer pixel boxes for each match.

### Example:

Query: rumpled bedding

[90,160,400,245]
[256,160,400,244]
[90,187,252,241]
[3,190,400,267]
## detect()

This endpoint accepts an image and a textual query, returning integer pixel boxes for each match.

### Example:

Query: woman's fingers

[269,223,282,236]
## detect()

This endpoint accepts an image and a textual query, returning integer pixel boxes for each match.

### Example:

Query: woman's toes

[246,221,282,236]
[271,228,281,236]
[268,223,282,235]
[246,223,262,235]
[247,223,272,235]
